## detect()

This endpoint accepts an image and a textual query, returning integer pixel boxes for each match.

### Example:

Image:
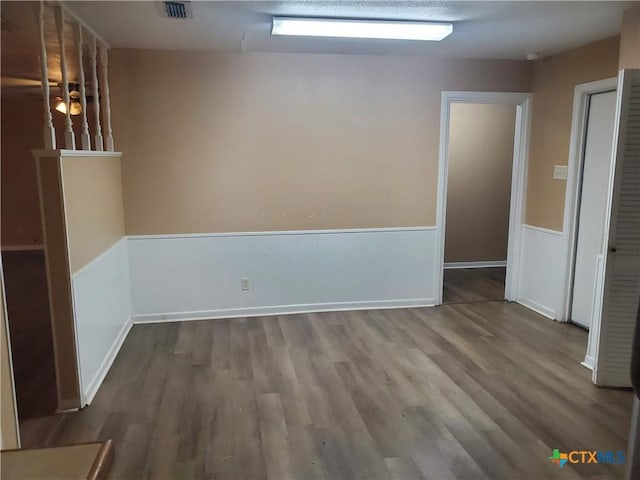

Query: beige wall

[525,36,620,230]
[445,103,516,263]
[1,276,19,449]
[619,5,640,69]
[61,154,125,274]
[110,49,532,234]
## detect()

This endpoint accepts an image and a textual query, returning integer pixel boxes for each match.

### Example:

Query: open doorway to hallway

[1,91,65,427]
[442,102,516,304]
[1,251,57,420]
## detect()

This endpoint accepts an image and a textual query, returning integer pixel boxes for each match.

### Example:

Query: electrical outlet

[241,277,250,291]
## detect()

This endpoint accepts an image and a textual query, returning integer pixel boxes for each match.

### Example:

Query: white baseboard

[1,244,44,252]
[132,298,437,324]
[516,297,556,320]
[521,224,563,236]
[444,260,507,269]
[83,317,132,405]
[55,399,81,413]
[581,356,595,370]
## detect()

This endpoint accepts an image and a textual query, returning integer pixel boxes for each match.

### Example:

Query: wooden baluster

[98,43,114,151]
[36,1,55,149]
[73,23,90,150]
[90,36,103,151]
[53,5,75,150]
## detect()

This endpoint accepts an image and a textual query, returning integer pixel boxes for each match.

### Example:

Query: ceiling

[0,0,633,95]
[65,1,634,59]
[1,1,86,91]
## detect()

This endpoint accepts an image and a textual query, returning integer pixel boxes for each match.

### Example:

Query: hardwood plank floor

[2,251,57,420]
[443,267,505,304]
[20,303,633,479]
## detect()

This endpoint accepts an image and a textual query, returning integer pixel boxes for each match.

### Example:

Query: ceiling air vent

[162,1,192,19]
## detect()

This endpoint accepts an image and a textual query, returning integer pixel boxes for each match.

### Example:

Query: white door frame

[435,91,533,304]
[559,77,618,324]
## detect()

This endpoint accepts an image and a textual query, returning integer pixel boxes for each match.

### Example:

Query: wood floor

[443,267,506,304]
[20,303,632,479]
[2,251,57,420]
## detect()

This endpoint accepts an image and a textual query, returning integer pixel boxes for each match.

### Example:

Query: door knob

[610,247,617,253]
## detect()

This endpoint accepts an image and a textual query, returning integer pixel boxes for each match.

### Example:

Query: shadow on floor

[2,250,57,421]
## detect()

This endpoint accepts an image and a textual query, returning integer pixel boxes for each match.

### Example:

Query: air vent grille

[162,1,191,19]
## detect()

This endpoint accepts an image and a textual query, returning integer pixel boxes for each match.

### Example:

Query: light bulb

[55,99,82,115]
[55,100,67,114]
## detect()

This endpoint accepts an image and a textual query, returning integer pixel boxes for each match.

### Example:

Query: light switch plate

[553,165,568,181]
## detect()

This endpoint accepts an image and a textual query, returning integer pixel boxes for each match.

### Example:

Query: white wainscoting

[71,238,132,405]
[128,228,437,322]
[516,225,566,319]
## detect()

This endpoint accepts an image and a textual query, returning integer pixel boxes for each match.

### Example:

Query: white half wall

[128,228,437,322]
[71,238,132,405]
[516,225,566,319]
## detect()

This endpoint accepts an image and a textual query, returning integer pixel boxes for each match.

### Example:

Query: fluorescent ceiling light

[272,17,453,41]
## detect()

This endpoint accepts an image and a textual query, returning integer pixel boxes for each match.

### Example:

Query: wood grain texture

[443,267,506,304]
[20,303,632,479]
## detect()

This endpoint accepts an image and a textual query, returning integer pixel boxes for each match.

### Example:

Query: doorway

[442,103,516,304]
[1,92,61,431]
[559,77,619,370]
[569,89,617,329]
[436,92,532,305]
[1,251,57,420]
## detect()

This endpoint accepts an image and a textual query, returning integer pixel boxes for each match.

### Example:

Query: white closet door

[571,90,617,329]
[595,69,640,387]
